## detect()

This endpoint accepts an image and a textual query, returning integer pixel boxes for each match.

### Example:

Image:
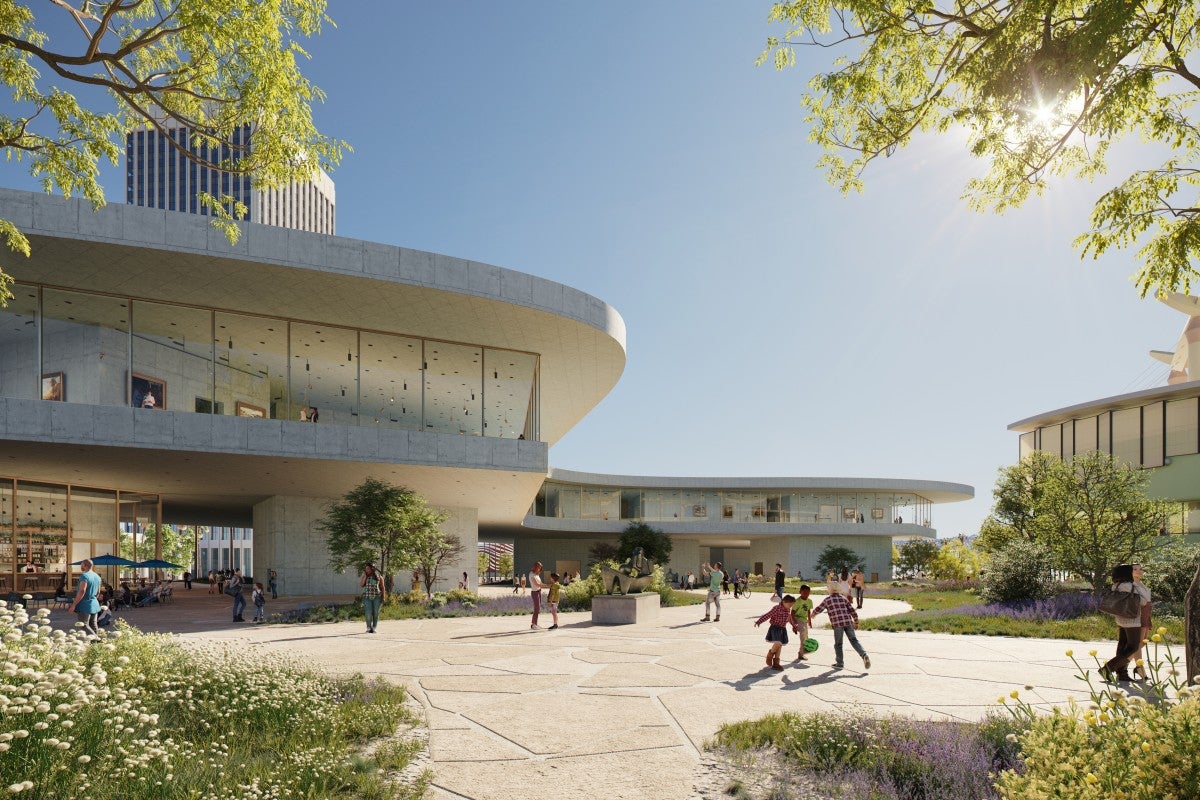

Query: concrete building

[493,470,971,584]
[0,187,971,596]
[126,124,336,234]
[1009,294,1200,533]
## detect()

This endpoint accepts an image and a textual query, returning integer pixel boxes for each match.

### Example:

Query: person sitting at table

[23,560,38,573]
[117,582,134,608]
[55,580,70,602]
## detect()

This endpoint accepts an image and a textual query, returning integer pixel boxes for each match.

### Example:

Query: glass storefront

[531,483,934,526]
[0,477,159,597]
[0,282,539,440]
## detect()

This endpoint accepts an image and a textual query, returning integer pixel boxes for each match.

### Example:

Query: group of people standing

[825,568,866,609]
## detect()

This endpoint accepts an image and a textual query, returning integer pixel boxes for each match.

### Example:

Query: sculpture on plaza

[600,546,655,595]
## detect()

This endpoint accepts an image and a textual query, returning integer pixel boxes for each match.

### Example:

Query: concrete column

[252,495,479,597]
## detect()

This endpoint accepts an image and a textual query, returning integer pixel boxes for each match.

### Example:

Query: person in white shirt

[1101,563,1151,683]
[528,562,546,630]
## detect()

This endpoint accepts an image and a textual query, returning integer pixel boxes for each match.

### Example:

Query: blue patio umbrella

[136,559,184,570]
[72,554,137,567]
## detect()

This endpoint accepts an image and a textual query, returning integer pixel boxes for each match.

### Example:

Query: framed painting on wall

[131,373,166,410]
[236,401,267,419]
[41,372,65,402]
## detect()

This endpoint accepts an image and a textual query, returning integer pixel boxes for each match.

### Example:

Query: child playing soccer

[251,581,266,624]
[813,589,870,671]
[792,584,814,661]
[755,594,798,671]
[547,572,561,630]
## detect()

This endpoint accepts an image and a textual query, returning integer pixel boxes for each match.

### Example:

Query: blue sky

[6,2,1185,537]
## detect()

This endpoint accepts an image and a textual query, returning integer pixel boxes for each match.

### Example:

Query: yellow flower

[1141,742,1151,753]
[1151,634,1162,643]
[1010,690,1020,699]
[1065,649,1074,657]
[1157,626,1167,636]
[1085,774,1098,784]
[998,696,1007,704]
[1088,649,1097,657]
[1135,658,1144,666]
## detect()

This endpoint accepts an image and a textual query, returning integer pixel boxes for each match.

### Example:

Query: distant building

[1010,293,1200,534]
[125,123,336,234]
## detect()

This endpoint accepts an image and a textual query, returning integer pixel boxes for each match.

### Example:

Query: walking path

[96,586,1115,799]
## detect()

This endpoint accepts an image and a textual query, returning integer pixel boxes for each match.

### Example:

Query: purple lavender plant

[953,592,1097,622]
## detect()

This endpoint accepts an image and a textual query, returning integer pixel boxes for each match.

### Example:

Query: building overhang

[0,188,626,446]
[1008,380,1200,433]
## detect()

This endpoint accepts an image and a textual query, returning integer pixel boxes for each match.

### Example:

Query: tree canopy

[320,478,449,590]
[894,538,940,578]
[617,522,673,565]
[814,543,864,576]
[762,0,1200,297]
[0,0,346,304]
[982,450,1167,589]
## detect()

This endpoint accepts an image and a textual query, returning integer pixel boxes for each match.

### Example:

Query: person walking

[69,558,103,637]
[360,563,385,633]
[851,568,865,609]
[228,569,246,622]
[1101,563,1151,683]
[182,570,192,590]
[207,569,217,595]
[547,572,561,630]
[700,561,723,622]
[268,568,279,599]
[755,594,798,671]
[837,568,853,601]
[773,563,786,601]
[251,582,267,624]
[812,588,870,671]
[528,562,546,630]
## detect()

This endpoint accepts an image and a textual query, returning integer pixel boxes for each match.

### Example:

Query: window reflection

[215,312,288,418]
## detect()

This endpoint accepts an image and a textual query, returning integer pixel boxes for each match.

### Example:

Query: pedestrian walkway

[145,591,1113,800]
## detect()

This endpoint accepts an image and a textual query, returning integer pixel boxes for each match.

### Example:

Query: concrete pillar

[252,495,478,597]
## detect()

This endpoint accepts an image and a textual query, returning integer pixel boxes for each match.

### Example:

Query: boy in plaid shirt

[755,594,798,671]
[812,590,871,671]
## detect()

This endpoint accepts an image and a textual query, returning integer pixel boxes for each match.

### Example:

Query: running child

[754,594,798,671]
[792,584,814,661]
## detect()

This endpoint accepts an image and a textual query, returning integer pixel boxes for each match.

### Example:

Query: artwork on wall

[131,373,166,410]
[722,504,734,518]
[842,507,858,520]
[871,507,885,520]
[236,401,266,419]
[41,372,65,402]
[692,504,707,517]
[751,506,766,518]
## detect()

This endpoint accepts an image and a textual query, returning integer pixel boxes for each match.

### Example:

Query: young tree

[320,478,449,591]
[927,538,983,582]
[119,524,194,571]
[814,544,864,577]
[894,538,940,579]
[617,522,673,565]
[0,0,346,305]
[987,451,1166,590]
[413,531,463,599]
[477,550,490,582]
[762,1,1200,297]
[497,552,514,581]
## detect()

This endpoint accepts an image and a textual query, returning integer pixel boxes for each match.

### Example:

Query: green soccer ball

[803,637,819,653]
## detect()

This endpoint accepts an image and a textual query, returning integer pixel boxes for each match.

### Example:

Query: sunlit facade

[1010,381,1200,533]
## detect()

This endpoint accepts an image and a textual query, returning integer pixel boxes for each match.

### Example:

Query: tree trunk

[1187,562,1200,687]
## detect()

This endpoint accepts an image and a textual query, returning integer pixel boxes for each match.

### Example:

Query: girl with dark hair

[1100,563,1151,683]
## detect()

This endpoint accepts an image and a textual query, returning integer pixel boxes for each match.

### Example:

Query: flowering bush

[713,710,1022,800]
[995,632,1200,800]
[953,592,1097,622]
[0,600,426,799]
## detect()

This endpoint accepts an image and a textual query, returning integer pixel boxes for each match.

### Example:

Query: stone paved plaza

[58,588,1115,799]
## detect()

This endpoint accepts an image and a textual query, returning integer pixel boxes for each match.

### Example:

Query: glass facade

[1026,393,1200,469]
[532,483,934,526]
[0,282,540,440]
[0,476,159,597]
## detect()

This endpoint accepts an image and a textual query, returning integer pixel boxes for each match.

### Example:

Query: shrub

[1144,541,1200,602]
[558,564,608,611]
[979,540,1057,603]
[0,600,426,799]
[996,635,1199,800]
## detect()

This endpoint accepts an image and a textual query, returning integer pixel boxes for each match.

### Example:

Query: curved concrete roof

[1008,379,1200,433]
[0,188,626,446]
[545,468,974,504]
